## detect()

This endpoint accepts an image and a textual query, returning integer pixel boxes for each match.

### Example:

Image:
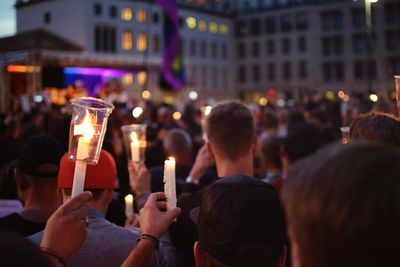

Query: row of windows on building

[188,66,229,89]
[237,36,307,58]
[236,58,400,84]
[185,17,229,34]
[235,31,400,59]
[235,4,400,38]
[94,26,155,53]
[237,61,308,83]
[93,3,158,23]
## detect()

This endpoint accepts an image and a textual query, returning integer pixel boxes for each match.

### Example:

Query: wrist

[137,233,160,249]
[40,247,67,267]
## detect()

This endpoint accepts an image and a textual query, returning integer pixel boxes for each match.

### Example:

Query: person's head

[192,175,287,267]
[350,112,400,147]
[57,150,117,212]
[261,137,284,172]
[205,101,256,162]
[281,122,320,168]
[262,109,278,131]
[163,128,193,164]
[15,135,65,205]
[283,142,400,267]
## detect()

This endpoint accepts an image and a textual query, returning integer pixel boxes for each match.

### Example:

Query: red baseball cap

[58,150,117,189]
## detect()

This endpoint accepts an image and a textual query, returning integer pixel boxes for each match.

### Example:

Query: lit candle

[71,111,94,197]
[130,132,140,162]
[125,194,134,218]
[163,157,176,210]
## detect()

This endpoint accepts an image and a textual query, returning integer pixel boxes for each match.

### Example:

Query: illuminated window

[186,17,196,29]
[209,22,218,33]
[137,33,148,52]
[136,9,147,22]
[219,24,228,34]
[137,71,147,85]
[198,20,207,31]
[122,31,133,50]
[121,7,132,21]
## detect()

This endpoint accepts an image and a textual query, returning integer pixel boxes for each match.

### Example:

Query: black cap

[190,174,286,266]
[17,135,65,178]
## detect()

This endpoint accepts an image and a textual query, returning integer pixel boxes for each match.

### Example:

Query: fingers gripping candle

[163,157,177,210]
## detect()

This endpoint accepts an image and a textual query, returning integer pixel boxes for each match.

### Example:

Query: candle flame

[125,194,133,202]
[130,132,139,144]
[82,111,95,140]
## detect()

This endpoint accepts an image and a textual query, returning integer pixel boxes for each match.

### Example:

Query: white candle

[71,111,94,198]
[130,132,140,162]
[163,157,176,210]
[125,194,134,218]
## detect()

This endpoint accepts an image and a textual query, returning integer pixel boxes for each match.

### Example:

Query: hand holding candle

[163,157,177,210]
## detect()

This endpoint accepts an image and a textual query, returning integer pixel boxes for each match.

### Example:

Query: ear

[104,188,114,204]
[206,142,215,161]
[193,241,204,267]
[14,168,30,191]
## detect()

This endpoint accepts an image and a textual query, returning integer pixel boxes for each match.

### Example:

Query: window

[250,18,261,36]
[354,61,364,80]
[221,43,228,59]
[109,6,117,18]
[211,41,217,58]
[121,7,133,21]
[283,62,291,80]
[333,36,343,55]
[94,3,102,16]
[353,34,365,54]
[190,39,196,56]
[253,64,260,82]
[367,60,377,80]
[384,4,397,25]
[266,40,275,55]
[265,16,276,34]
[280,14,292,32]
[351,8,364,28]
[335,62,344,81]
[295,12,309,31]
[219,24,228,34]
[186,17,196,29]
[321,36,343,56]
[385,57,400,78]
[137,33,147,52]
[238,65,246,83]
[153,12,159,24]
[235,20,248,37]
[44,12,51,24]
[201,40,207,57]
[385,31,399,51]
[137,9,147,22]
[267,63,275,81]
[298,36,307,53]
[222,67,228,88]
[252,41,259,57]
[299,61,307,79]
[152,35,160,53]
[212,66,218,87]
[94,26,116,53]
[282,38,291,54]
[202,66,207,88]
[322,63,332,81]
[122,31,133,50]
[321,10,343,31]
[209,22,218,33]
[237,42,246,59]
[199,20,207,32]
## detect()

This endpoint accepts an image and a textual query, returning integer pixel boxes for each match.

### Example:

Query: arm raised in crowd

[121,192,181,267]
[40,192,92,267]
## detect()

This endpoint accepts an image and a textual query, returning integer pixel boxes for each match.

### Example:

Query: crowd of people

[0,92,399,267]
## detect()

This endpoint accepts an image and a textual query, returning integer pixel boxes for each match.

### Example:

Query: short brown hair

[205,101,255,160]
[283,142,400,267]
[350,112,400,147]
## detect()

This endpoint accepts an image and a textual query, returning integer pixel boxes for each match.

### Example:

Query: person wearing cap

[0,135,65,236]
[120,175,287,267]
[29,150,177,267]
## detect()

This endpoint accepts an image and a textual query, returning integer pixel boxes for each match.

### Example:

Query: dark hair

[350,112,400,147]
[283,122,320,163]
[261,137,284,169]
[283,142,400,267]
[205,101,255,160]
[262,110,278,129]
